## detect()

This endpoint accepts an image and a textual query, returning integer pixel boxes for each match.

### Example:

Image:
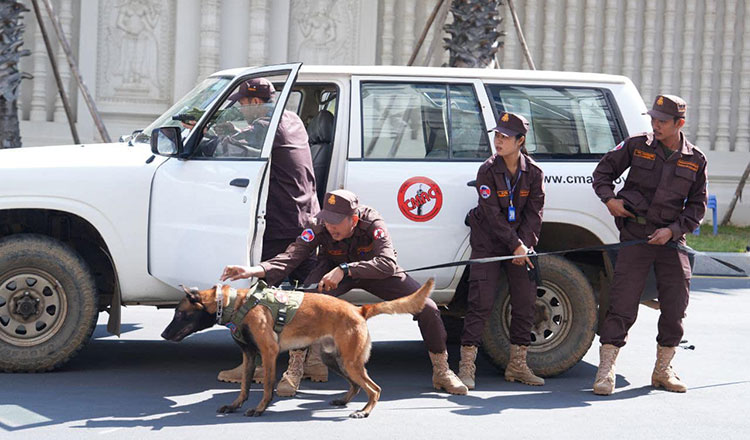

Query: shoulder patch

[479,185,491,199]
[373,228,386,240]
[300,228,315,242]
[612,141,624,151]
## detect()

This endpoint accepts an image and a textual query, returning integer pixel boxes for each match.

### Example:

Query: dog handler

[221,190,468,396]
[458,112,546,389]
[591,95,707,395]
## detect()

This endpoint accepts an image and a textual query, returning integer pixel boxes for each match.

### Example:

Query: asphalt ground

[0,277,748,440]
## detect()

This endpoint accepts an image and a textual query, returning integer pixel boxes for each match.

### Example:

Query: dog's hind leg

[218,348,256,414]
[340,361,381,418]
[245,342,279,417]
[322,350,360,406]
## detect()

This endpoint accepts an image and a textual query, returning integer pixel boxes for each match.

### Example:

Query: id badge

[508,206,516,222]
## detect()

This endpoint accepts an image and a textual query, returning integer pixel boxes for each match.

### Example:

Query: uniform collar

[678,132,693,155]
[493,153,527,174]
[646,131,692,156]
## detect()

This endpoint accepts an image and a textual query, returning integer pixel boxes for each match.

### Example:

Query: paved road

[1,278,748,440]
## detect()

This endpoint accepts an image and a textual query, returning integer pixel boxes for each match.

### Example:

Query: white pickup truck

[0,63,652,375]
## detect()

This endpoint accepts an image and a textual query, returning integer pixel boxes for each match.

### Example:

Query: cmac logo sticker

[397,176,443,222]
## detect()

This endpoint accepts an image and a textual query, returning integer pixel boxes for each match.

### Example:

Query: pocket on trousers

[468,264,488,282]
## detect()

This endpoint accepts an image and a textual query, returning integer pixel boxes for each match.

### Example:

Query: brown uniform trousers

[593,132,707,348]
[260,206,446,353]
[462,153,545,347]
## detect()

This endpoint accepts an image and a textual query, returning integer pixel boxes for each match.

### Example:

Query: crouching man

[221,190,468,396]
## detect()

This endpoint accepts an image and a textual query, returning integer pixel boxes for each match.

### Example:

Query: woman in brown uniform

[458,112,546,389]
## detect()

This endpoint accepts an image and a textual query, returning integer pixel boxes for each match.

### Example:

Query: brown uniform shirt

[259,206,401,285]
[466,153,545,253]
[239,110,320,239]
[592,132,707,243]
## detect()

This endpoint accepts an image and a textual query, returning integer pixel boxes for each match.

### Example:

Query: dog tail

[359,278,434,320]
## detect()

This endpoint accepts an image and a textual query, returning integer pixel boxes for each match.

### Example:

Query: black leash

[400,239,747,276]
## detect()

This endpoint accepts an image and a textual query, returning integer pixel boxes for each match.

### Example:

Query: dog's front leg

[218,348,256,413]
[245,341,279,417]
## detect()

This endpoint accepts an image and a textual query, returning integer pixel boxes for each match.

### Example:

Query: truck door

[345,77,497,290]
[149,64,301,289]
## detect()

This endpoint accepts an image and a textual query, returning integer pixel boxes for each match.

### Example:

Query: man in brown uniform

[217,78,321,384]
[591,95,707,395]
[221,190,468,396]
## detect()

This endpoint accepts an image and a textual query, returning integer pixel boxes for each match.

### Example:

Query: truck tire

[0,234,98,372]
[481,255,597,377]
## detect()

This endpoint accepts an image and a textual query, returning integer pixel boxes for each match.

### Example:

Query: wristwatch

[339,263,349,277]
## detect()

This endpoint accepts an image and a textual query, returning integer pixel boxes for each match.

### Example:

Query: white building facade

[17,0,750,224]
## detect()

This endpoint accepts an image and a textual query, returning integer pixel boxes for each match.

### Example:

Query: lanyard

[504,170,521,207]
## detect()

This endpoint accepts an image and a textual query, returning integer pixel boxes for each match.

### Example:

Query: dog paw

[244,409,264,417]
[348,410,369,419]
[217,405,237,414]
[329,399,348,407]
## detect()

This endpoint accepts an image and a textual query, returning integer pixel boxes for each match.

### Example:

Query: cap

[228,78,275,101]
[646,94,687,120]
[488,112,529,137]
[315,190,359,224]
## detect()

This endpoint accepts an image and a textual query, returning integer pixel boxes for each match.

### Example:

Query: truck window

[361,82,490,160]
[486,85,623,157]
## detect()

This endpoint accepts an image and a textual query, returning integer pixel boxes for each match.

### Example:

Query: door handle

[230,178,250,188]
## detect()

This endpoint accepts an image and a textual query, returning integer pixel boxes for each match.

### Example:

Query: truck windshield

[133,76,232,144]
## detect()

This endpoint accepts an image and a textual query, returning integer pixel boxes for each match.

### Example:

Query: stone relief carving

[97,0,175,105]
[289,0,358,64]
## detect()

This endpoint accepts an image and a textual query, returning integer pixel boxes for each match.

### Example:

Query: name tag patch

[634,149,656,160]
[519,189,529,197]
[677,159,699,172]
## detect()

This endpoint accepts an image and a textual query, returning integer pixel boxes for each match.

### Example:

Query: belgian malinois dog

[161,278,433,418]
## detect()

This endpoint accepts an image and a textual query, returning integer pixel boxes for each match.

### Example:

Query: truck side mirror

[151,127,183,157]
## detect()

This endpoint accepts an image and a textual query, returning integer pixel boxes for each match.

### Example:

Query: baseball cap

[315,190,359,224]
[488,112,530,137]
[228,78,276,101]
[646,94,687,120]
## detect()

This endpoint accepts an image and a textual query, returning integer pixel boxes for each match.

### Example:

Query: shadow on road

[0,331,662,431]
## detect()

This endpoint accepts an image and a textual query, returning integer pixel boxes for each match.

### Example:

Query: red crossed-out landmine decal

[397,176,443,222]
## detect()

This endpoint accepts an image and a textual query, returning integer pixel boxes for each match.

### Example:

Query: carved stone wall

[95,0,175,111]
[288,0,360,65]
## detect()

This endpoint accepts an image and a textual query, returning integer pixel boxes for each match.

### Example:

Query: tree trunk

[0,0,31,149]
[444,0,505,68]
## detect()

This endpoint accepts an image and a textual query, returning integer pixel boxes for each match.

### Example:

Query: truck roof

[211,65,631,85]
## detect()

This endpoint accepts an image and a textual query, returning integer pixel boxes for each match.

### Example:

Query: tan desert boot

[217,362,264,384]
[429,351,468,395]
[302,342,328,382]
[458,345,478,390]
[593,344,620,395]
[276,349,306,397]
[504,344,545,386]
[652,345,687,393]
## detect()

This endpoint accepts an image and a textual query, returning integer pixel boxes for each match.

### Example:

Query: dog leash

[398,239,747,276]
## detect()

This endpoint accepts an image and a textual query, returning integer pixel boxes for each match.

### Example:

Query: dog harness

[215,280,304,344]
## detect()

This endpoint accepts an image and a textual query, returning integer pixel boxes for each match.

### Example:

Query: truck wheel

[481,255,597,377]
[0,234,98,372]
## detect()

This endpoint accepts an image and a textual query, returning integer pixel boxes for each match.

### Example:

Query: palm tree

[0,0,31,149]
[444,0,505,68]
